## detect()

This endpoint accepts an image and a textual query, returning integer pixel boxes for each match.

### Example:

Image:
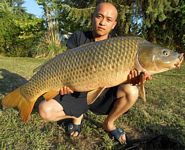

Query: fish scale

[21,37,139,100]
[3,36,183,122]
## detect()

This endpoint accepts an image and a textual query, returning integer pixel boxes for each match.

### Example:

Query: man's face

[92,4,117,37]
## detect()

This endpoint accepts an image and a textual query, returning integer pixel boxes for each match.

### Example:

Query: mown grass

[0,56,185,150]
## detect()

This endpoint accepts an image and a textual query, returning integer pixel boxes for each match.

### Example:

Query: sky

[23,0,43,18]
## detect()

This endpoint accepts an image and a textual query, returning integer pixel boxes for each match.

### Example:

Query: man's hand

[60,86,74,95]
[127,69,152,85]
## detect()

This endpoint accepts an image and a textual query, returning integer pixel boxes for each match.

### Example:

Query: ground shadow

[112,123,185,150]
[82,113,185,149]
[0,68,44,113]
[0,69,27,109]
[0,69,27,95]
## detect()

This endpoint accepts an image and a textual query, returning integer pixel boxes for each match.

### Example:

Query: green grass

[0,56,185,150]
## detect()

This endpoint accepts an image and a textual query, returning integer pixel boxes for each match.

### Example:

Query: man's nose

[99,18,106,25]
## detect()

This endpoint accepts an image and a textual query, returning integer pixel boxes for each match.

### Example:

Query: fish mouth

[174,53,184,68]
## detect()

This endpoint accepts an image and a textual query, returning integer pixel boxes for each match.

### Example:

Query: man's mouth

[97,27,105,30]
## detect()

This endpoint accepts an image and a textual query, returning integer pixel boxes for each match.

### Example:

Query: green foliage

[35,0,66,58]
[140,0,185,52]
[58,4,94,31]
[33,32,66,58]
[0,1,45,57]
[39,0,184,52]
[116,4,132,35]
[0,1,18,54]
[1,0,184,57]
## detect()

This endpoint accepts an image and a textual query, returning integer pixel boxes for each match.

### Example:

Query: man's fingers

[66,87,73,94]
[60,86,73,95]
[134,69,139,77]
[130,69,139,78]
[67,87,74,93]
[143,72,152,81]
[60,86,67,95]
[131,70,134,78]
[64,86,68,94]
[128,73,132,80]
[146,75,152,80]
[60,87,64,95]
[127,69,152,85]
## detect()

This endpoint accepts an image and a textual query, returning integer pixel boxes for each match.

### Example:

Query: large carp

[2,36,184,122]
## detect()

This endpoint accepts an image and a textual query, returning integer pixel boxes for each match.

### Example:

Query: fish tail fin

[2,88,35,122]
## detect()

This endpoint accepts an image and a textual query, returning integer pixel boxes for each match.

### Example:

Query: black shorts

[55,92,88,118]
[89,86,118,115]
[55,86,118,117]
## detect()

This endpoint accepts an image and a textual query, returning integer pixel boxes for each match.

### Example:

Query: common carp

[2,36,184,122]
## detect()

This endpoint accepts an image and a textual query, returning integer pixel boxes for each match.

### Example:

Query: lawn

[0,56,185,150]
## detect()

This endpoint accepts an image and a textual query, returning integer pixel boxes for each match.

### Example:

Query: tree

[0,0,45,56]
[0,1,20,54]
[53,0,184,52]
[139,0,185,52]
[35,0,63,57]
[34,0,184,57]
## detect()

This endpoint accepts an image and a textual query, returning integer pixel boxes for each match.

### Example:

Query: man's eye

[96,15,102,18]
[107,19,112,22]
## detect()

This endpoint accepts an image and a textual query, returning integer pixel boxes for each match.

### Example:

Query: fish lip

[174,53,184,68]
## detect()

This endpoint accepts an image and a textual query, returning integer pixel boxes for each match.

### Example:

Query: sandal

[109,128,127,144]
[67,123,82,137]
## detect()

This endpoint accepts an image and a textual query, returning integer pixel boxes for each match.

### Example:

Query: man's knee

[117,84,139,102]
[39,101,54,121]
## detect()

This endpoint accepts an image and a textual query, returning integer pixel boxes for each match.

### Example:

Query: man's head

[92,2,118,39]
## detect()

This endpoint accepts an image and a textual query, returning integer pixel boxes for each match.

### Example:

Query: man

[39,2,149,144]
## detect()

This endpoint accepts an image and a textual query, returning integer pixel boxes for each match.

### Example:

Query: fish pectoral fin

[139,72,146,102]
[87,87,106,105]
[139,82,146,102]
[2,87,35,122]
[43,89,59,101]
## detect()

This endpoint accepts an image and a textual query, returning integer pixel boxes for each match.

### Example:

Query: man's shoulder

[72,30,93,39]
[72,30,84,36]
[67,30,93,49]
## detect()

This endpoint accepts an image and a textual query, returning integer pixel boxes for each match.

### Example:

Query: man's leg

[39,99,75,121]
[39,99,84,137]
[103,84,139,143]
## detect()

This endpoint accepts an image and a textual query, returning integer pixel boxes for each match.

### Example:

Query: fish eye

[162,50,170,56]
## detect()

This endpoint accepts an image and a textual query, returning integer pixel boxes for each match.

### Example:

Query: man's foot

[68,114,83,137]
[109,128,127,144]
[67,123,82,137]
[103,120,126,144]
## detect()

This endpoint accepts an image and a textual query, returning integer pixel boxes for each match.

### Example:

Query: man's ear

[112,21,117,29]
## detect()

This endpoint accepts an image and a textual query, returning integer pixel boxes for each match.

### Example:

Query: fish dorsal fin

[33,65,42,73]
[139,72,146,102]
[87,87,106,105]
[33,59,48,73]
[43,89,59,101]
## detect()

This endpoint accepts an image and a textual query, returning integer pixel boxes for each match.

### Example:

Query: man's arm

[60,70,151,95]
[66,31,82,49]
[127,69,152,85]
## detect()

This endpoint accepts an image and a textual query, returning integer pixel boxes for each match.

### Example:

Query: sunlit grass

[0,56,185,149]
